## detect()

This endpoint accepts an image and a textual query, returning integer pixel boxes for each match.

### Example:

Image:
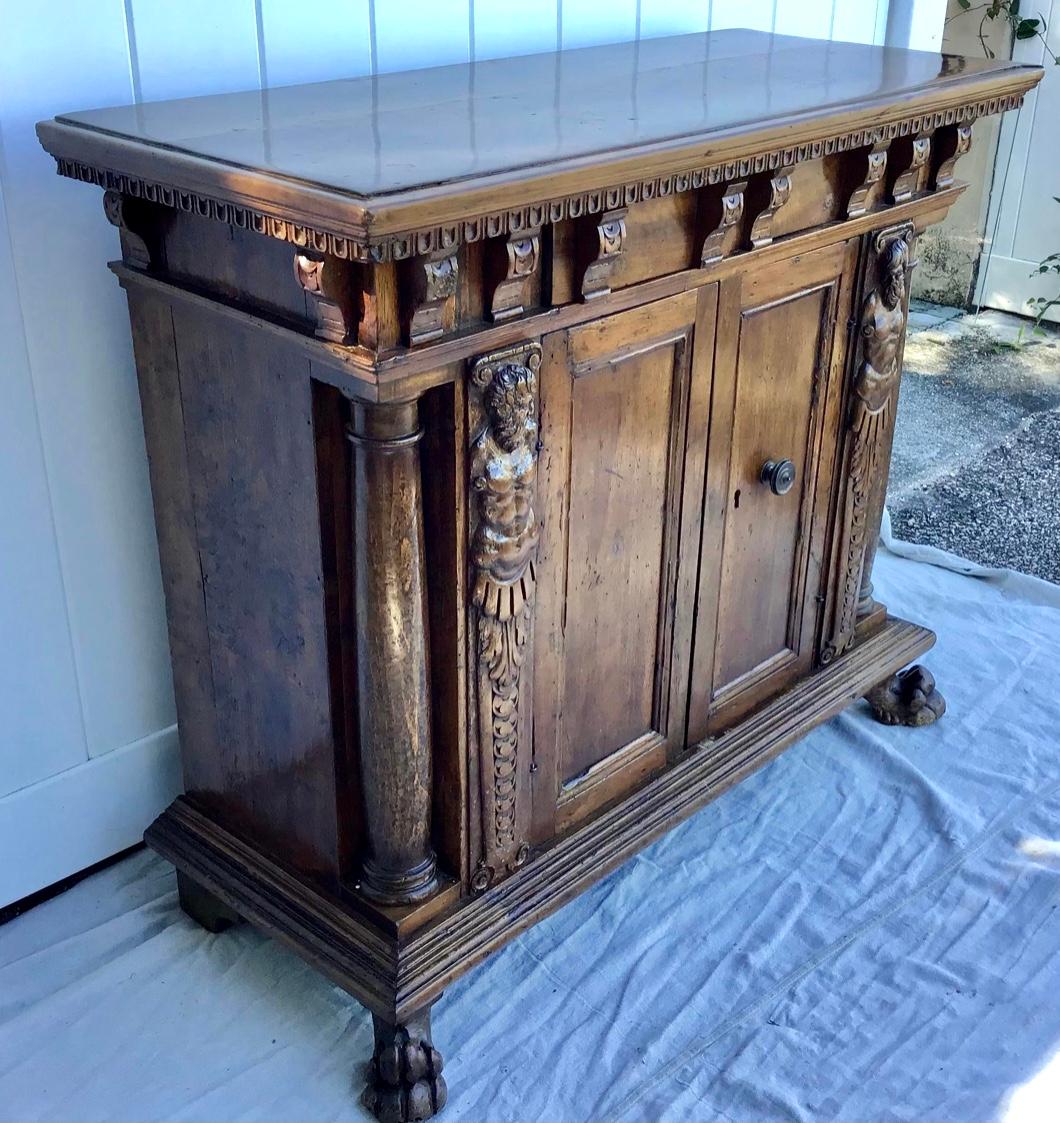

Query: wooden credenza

[38,30,1041,1121]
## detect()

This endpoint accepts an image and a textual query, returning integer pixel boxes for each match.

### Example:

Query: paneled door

[531,288,717,838]
[687,240,858,740]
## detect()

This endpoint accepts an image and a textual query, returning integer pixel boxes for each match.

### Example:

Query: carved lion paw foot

[365,1015,448,1123]
[865,664,946,727]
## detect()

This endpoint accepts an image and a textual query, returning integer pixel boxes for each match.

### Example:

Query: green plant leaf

[1016,17,1041,37]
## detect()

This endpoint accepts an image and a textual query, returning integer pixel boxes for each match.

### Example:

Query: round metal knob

[760,458,796,496]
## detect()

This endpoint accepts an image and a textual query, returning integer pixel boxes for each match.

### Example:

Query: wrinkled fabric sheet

[2,545,1060,1123]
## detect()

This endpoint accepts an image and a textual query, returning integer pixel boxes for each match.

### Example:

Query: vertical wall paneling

[977,0,1059,321]
[130,0,264,101]
[710,0,777,34]
[473,0,558,60]
[561,0,638,50]
[832,0,886,45]
[0,168,88,796]
[0,0,176,762]
[374,0,471,73]
[638,0,712,40]
[259,0,373,87]
[775,0,834,40]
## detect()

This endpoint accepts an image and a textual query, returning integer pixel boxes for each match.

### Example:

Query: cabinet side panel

[128,289,221,793]
[148,297,341,879]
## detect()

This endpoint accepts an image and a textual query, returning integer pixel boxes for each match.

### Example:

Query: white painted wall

[2,0,932,909]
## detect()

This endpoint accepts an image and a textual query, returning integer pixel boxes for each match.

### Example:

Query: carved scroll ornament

[825,224,915,662]
[468,343,541,892]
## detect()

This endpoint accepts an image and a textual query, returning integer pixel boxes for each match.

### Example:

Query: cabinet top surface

[38,29,1040,251]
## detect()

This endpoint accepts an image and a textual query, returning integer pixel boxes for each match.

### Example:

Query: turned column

[348,399,439,905]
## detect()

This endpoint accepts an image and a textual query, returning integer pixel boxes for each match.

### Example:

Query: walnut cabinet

[38,29,1041,1120]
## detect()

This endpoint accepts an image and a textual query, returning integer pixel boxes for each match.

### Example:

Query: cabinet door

[688,241,857,740]
[532,288,716,838]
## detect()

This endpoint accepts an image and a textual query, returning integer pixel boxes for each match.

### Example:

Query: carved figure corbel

[823,223,916,662]
[468,343,541,892]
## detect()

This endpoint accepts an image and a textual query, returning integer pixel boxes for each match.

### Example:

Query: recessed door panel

[533,288,716,837]
[712,286,826,690]
[689,240,857,739]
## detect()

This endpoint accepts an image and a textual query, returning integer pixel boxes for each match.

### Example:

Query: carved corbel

[103,190,154,269]
[822,222,917,664]
[932,124,973,190]
[581,208,627,299]
[891,133,932,203]
[846,140,889,218]
[467,342,541,893]
[700,180,747,265]
[748,165,794,248]
[408,252,458,345]
[294,252,358,344]
[490,229,541,321]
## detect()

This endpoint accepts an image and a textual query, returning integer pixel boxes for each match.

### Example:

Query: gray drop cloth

[2,543,1060,1122]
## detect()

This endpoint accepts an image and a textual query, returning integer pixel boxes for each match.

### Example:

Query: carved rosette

[468,342,541,892]
[824,222,916,663]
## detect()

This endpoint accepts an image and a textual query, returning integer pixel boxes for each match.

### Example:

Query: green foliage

[948,1,1058,62]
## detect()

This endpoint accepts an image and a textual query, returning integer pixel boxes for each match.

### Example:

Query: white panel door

[977,1,1060,324]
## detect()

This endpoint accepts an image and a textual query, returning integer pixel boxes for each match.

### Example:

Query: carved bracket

[491,229,541,321]
[748,165,794,248]
[932,124,973,190]
[408,253,458,345]
[294,251,358,344]
[847,140,889,218]
[891,133,932,203]
[103,190,153,269]
[581,208,627,299]
[823,221,917,663]
[700,180,747,265]
[468,342,541,893]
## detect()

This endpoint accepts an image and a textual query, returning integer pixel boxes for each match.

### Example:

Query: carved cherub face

[882,239,908,310]
[484,363,536,453]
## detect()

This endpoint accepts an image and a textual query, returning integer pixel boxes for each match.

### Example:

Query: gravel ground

[887,304,1060,584]
[889,408,1060,582]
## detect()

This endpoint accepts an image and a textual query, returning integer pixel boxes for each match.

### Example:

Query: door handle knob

[760,458,797,496]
